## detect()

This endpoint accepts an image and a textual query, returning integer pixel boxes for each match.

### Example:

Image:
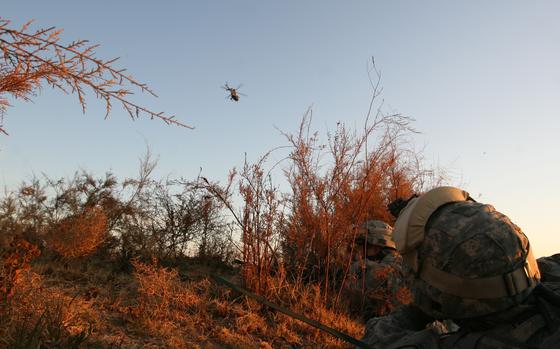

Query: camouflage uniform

[362,187,560,349]
[346,221,412,320]
[537,253,560,283]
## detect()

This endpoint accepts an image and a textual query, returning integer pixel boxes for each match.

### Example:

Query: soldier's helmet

[356,220,396,249]
[392,186,541,319]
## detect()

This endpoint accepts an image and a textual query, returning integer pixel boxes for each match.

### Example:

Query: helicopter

[222,82,246,102]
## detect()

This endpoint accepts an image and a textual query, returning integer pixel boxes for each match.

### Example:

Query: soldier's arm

[362,304,435,348]
[537,254,560,282]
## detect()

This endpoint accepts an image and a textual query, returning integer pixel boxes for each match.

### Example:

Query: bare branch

[0,18,194,134]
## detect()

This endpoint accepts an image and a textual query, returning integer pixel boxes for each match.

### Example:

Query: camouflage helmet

[356,220,396,249]
[393,186,541,319]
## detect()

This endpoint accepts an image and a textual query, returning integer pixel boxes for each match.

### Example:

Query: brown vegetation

[1,238,40,304]
[0,115,440,347]
[0,243,363,348]
[0,26,444,344]
[196,106,442,318]
[46,207,108,258]
[0,238,91,348]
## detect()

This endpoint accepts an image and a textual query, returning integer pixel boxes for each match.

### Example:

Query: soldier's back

[365,255,560,349]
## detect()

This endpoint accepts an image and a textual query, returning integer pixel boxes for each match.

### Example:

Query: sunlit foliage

[0,18,192,135]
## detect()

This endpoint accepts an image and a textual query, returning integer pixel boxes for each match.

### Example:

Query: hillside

[1,245,363,348]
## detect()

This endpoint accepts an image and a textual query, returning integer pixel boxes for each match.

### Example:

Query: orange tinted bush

[47,207,108,258]
[0,238,40,303]
[0,18,191,136]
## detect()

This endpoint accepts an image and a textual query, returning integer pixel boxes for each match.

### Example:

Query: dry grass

[127,260,363,348]
[0,265,94,347]
[0,249,364,348]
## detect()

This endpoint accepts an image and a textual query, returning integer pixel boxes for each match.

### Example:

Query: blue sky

[1,1,559,257]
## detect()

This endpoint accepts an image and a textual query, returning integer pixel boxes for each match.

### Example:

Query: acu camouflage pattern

[362,304,435,348]
[347,249,412,320]
[361,304,459,349]
[360,198,560,348]
[414,201,535,319]
[363,269,560,348]
[356,220,396,249]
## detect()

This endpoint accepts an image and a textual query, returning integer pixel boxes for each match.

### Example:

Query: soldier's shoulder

[538,253,560,283]
[380,250,400,263]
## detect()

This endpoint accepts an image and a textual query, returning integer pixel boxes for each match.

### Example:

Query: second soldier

[345,220,412,321]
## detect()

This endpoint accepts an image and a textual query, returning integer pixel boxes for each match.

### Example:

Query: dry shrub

[0,238,40,304]
[280,113,423,305]
[265,273,364,348]
[130,259,362,348]
[46,207,108,258]
[0,268,93,348]
[195,157,282,295]
[235,311,268,335]
[0,153,234,269]
[0,18,191,136]
[215,327,256,349]
[132,259,203,316]
[190,106,425,344]
[0,239,95,347]
[199,110,429,321]
[130,259,208,348]
[274,321,301,345]
[195,88,440,315]
[258,341,273,349]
